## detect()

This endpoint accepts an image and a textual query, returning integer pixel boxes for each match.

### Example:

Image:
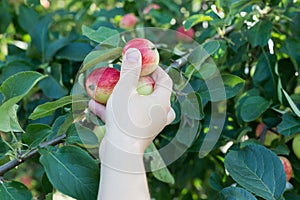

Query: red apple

[119,13,138,29]
[143,4,160,14]
[255,122,280,146]
[279,156,293,182]
[85,67,120,104]
[122,38,159,76]
[137,76,155,95]
[20,175,33,189]
[176,26,195,42]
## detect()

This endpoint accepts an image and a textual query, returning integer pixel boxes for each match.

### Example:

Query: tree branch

[0,134,66,176]
[168,25,235,70]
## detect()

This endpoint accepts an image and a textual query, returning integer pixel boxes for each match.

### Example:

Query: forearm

[98,163,150,200]
[97,137,151,200]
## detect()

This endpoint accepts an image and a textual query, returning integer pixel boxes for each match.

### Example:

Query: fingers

[166,108,176,125]
[88,99,106,123]
[113,48,142,96]
[151,67,173,103]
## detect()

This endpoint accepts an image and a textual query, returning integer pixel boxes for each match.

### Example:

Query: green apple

[292,134,300,160]
[294,85,300,94]
[255,122,280,146]
[137,76,155,95]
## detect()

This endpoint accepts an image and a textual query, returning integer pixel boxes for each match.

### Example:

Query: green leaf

[45,37,71,60]
[0,61,34,83]
[199,74,242,102]
[252,52,277,100]
[236,90,259,124]
[30,14,52,55]
[38,75,68,99]
[0,104,23,132]
[29,95,85,120]
[184,14,213,30]
[18,5,39,34]
[282,89,300,117]
[80,47,122,73]
[223,74,245,99]
[0,0,11,34]
[0,181,32,200]
[281,38,300,70]
[0,71,46,101]
[56,42,93,61]
[23,124,52,148]
[0,71,46,132]
[144,143,175,184]
[218,186,257,200]
[188,41,220,70]
[181,92,204,120]
[240,96,272,122]
[277,113,300,136]
[66,123,99,148]
[82,25,120,47]
[39,146,99,200]
[247,20,272,47]
[224,145,286,200]
[186,40,220,82]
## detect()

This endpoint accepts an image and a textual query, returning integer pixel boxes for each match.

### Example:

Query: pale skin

[88,48,175,200]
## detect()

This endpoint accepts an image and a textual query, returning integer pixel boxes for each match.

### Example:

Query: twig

[0,134,66,176]
[167,25,235,71]
[211,25,235,40]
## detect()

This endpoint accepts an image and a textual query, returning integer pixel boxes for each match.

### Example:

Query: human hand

[89,48,175,155]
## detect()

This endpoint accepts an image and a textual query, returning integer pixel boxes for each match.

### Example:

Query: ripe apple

[255,122,280,146]
[85,67,120,104]
[176,26,195,42]
[119,13,138,29]
[20,175,33,189]
[143,3,160,14]
[137,76,155,95]
[86,68,155,104]
[279,156,293,182]
[292,134,300,160]
[122,38,159,76]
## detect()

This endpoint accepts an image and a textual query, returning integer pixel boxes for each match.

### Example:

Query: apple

[292,134,300,160]
[143,3,160,14]
[85,67,120,104]
[86,67,155,104]
[20,175,33,189]
[294,85,300,94]
[137,76,155,95]
[176,26,195,42]
[255,122,280,146]
[119,13,138,29]
[122,38,159,76]
[279,156,293,182]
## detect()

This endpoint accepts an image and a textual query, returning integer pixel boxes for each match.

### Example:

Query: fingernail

[125,48,140,62]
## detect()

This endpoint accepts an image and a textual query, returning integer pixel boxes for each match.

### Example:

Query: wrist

[104,126,146,154]
[99,137,146,174]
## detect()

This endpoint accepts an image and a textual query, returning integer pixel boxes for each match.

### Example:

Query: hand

[89,48,175,155]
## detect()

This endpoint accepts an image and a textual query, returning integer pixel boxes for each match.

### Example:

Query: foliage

[0,0,300,199]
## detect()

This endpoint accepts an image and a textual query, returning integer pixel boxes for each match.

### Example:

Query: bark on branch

[0,134,66,176]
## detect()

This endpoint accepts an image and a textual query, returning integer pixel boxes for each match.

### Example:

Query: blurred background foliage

[0,0,300,199]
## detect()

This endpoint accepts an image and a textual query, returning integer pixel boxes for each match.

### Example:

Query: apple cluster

[85,38,158,104]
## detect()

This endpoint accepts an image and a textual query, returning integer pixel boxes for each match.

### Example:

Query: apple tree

[0,0,300,199]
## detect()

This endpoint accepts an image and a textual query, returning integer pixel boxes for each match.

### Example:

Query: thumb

[115,48,142,94]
